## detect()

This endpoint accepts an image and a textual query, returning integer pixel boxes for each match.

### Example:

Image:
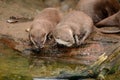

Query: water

[0,43,84,80]
[0,42,120,80]
[0,43,32,80]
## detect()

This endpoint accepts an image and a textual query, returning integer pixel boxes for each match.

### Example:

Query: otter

[95,11,120,33]
[27,8,62,49]
[52,11,93,47]
[76,0,120,23]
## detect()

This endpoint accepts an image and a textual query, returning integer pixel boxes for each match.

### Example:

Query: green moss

[105,72,120,80]
[0,73,32,80]
[0,43,31,79]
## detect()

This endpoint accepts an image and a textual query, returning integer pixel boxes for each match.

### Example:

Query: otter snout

[30,37,44,50]
[32,43,44,53]
[37,43,45,49]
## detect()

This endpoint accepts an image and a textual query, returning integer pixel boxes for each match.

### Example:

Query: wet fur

[96,11,120,33]
[52,11,93,47]
[29,8,62,49]
[76,0,120,23]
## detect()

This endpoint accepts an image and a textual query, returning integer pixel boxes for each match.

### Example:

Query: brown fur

[76,0,120,23]
[29,8,62,49]
[52,11,93,47]
[95,11,120,33]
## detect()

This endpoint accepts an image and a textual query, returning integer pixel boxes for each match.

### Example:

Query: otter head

[53,26,75,47]
[28,27,47,49]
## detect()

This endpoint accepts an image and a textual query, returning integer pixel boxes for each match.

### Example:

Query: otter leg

[74,34,79,45]
[29,34,39,49]
[78,31,90,45]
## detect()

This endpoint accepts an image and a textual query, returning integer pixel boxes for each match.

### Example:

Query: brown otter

[27,8,63,49]
[52,11,93,47]
[95,11,120,33]
[76,0,120,23]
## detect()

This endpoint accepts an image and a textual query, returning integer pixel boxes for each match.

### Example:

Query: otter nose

[39,45,44,48]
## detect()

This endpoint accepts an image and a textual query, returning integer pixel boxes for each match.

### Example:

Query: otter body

[95,11,120,33]
[28,8,62,49]
[76,0,120,23]
[52,11,93,47]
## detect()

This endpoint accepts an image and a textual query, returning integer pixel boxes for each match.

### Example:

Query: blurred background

[0,0,79,21]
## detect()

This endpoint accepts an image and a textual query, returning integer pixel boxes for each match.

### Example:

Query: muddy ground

[0,0,120,79]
